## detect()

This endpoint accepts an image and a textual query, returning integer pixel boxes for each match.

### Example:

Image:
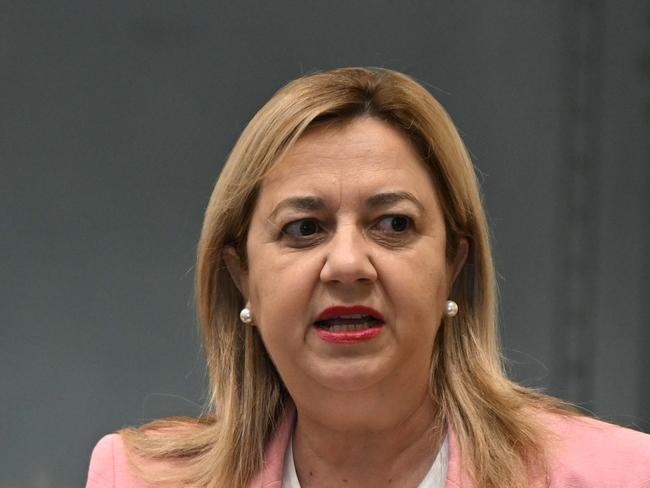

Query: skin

[225,117,467,487]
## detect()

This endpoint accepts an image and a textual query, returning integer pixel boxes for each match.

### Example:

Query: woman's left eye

[374,215,413,233]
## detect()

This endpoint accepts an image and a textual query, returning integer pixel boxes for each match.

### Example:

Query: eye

[282,218,322,239]
[374,215,412,234]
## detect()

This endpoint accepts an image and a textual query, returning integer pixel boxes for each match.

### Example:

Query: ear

[223,246,249,299]
[447,237,469,289]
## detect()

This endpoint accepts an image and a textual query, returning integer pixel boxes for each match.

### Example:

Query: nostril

[320,255,378,284]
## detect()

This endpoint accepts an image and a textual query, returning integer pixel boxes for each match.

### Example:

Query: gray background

[2,1,649,486]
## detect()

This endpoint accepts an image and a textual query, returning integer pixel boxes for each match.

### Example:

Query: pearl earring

[239,307,253,324]
[445,300,459,317]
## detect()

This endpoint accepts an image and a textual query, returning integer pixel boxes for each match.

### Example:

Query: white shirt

[282,433,448,488]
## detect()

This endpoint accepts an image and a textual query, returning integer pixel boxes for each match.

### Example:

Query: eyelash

[280,215,414,246]
[282,219,324,240]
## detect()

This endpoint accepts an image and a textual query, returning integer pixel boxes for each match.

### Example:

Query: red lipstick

[314,305,384,344]
[315,327,383,344]
[315,305,384,322]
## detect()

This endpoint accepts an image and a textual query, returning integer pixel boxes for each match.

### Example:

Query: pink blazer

[86,409,650,487]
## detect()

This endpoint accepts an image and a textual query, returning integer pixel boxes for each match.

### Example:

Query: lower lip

[314,325,383,344]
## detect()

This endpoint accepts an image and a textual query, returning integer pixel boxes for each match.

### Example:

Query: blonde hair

[120,67,573,487]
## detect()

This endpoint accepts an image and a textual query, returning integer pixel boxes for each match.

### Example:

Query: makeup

[313,305,384,344]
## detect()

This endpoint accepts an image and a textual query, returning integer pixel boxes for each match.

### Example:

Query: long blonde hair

[120,67,573,487]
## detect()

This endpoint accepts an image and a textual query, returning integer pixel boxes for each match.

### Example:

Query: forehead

[260,117,438,201]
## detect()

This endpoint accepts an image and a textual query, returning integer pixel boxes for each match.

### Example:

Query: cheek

[246,252,320,339]
[382,253,448,328]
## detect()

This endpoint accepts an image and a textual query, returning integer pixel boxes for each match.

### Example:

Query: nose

[320,223,378,284]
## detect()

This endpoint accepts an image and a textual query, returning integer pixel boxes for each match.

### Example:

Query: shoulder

[542,412,650,487]
[86,433,160,488]
[86,434,123,487]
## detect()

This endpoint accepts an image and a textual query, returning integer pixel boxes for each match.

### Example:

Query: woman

[86,67,650,488]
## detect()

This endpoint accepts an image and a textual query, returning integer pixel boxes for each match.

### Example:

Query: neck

[292,389,443,488]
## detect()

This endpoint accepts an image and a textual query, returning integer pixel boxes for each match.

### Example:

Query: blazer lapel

[445,425,475,488]
[256,404,295,488]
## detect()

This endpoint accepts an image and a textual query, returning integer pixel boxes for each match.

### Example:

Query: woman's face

[228,117,465,400]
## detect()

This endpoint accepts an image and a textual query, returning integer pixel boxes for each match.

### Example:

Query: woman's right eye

[282,219,322,239]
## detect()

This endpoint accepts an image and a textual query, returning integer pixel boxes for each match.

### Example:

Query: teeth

[329,323,373,332]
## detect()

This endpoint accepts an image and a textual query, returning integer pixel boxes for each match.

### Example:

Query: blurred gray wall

[2,1,648,486]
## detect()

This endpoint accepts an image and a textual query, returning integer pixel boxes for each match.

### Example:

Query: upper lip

[315,305,385,322]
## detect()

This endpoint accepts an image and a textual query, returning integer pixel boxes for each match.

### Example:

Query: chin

[309,357,388,393]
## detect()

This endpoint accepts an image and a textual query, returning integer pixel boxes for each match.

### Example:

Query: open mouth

[313,306,385,343]
[313,314,383,332]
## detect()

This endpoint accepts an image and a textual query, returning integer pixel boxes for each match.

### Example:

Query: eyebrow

[366,191,425,214]
[269,191,425,219]
[269,196,327,220]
